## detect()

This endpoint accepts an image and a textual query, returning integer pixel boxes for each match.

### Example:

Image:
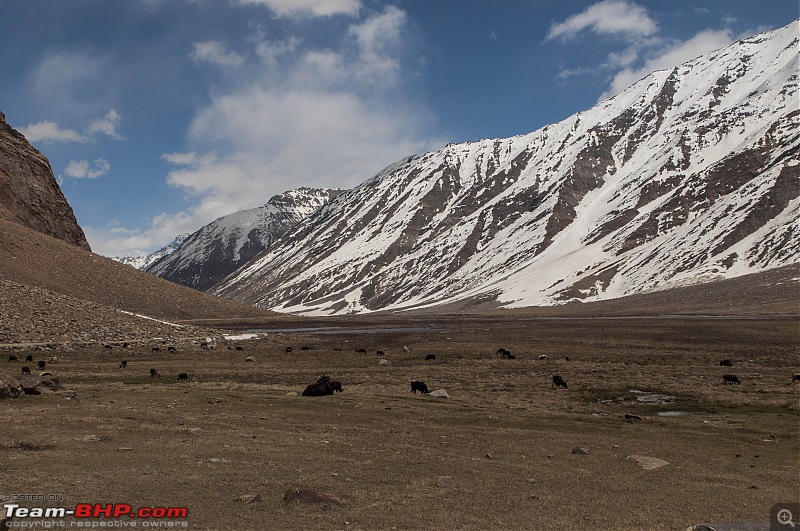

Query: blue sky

[1,0,796,257]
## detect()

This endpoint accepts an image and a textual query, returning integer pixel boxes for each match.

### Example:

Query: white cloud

[190,40,244,67]
[93,5,442,258]
[87,109,124,140]
[348,5,407,84]
[236,0,360,18]
[29,51,111,117]
[63,158,110,179]
[254,36,300,66]
[601,28,734,99]
[18,121,86,143]
[546,0,657,41]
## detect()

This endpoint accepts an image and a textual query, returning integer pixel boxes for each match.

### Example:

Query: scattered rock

[485,453,493,459]
[429,389,449,398]
[283,488,342,506]
[571,447,589,455]
[244,356,256,362]
[437,476,454,488]
[239,494,261,504]
[378,359,391,365]
[627,455,669,470]
[18,375,67,395]
[0,370,23,399]
[118,447,132,451]
[82,435,101,442]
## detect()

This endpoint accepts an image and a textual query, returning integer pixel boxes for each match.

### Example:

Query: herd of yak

[7,345,800,395]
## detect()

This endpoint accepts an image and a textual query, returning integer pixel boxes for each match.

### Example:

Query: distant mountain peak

[113,233,190,271]
[146,188,341,291]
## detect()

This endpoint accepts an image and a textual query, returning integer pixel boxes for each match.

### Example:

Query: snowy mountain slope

[147,188,340,291]
[213,22,800,315]
[114,233,190,271]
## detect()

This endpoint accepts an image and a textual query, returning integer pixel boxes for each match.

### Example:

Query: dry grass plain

[2,315,799,530]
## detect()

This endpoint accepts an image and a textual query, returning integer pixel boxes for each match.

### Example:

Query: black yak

[552,374,568,389]
[722,374,740,385]
[411,380,430,394]
[302,375,335,397]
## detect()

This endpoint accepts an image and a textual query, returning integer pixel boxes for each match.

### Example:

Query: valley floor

[2,316,798,530]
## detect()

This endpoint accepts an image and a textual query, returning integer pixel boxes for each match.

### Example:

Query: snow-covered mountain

[114,233,190,270]
[214,22,800,315]
[147,188,341,291]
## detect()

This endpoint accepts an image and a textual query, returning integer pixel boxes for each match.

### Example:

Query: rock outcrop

[0,111,90,250]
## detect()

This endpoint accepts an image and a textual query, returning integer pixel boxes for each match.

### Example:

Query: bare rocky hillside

[0,111,90,250]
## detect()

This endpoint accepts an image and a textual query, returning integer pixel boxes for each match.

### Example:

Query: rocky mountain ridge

[146,187,341,291]
[213,22,799,315]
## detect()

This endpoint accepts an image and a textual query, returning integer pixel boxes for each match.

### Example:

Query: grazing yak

[168,346,177,354]
[285,346,293,353]
[720,359,733,367]
[21,366,30,374]
[552,374,568,389]
[7,355,18,362]
[793,374,800,383]
[37,360,46,370]
[722,374,741,385]
[152,347,161,353]
[104,344,113,351]
[330,380,343,393]
[235,346,244,351]
[355,348,368,354]
[411,380,430,394]
[176,373,189,381]
[301,346,310,351]
[25,355,33,362]
[119,360,128,368]
[150,368,160,378]
[425,354,436,361]
[302,375,336,397]
[376,350,385,356]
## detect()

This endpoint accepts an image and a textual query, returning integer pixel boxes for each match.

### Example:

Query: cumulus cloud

[546,0,657,41]
[18,121,86,143]
[236,0,360,18]
[63,158,110,179]
[171,6,438,216]
[99,5,441,258]
[190,40,244,67]
[86,109,124,140]
[348,5,407,84]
